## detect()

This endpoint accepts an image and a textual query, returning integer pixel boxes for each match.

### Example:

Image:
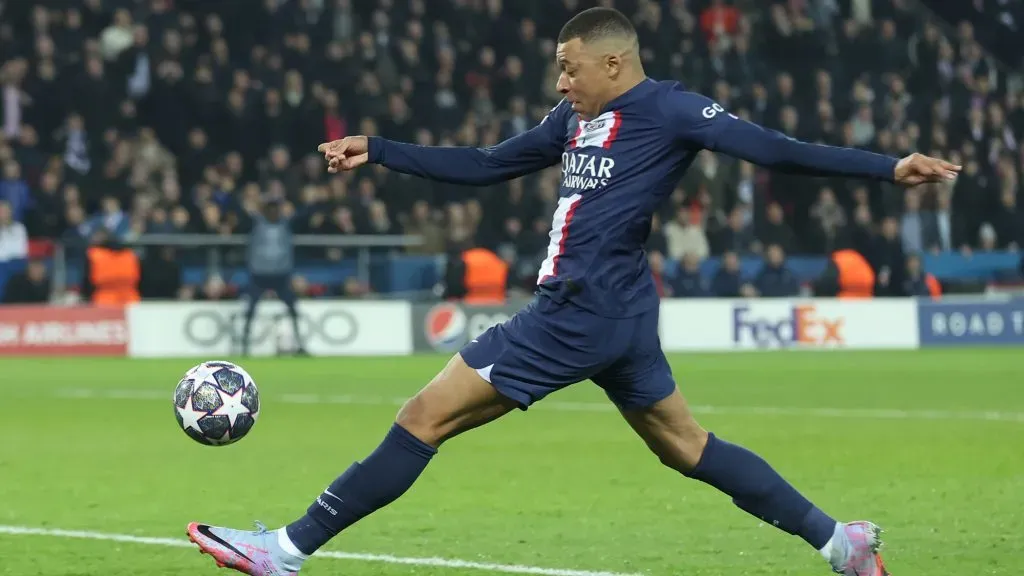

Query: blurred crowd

[932,0,1022,70]
[0,0,1022,302]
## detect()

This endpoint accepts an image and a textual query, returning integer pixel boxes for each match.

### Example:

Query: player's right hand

[318,136,369,173]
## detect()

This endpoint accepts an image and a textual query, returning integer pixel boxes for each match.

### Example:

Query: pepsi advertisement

[414,301,531,353]
[918,300,1024,346]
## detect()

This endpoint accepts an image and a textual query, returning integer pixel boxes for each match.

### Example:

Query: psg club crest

[424,303,468,352]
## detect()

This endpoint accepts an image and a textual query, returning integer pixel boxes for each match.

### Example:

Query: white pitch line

[0,525,642,576]
[48,388,1024,423]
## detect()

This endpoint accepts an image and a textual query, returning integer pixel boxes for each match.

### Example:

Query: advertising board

[412,300,531,353]
[0,305,127,356]
[127,300,411,357]
[660,299,919,351]
[917,300,1024,346]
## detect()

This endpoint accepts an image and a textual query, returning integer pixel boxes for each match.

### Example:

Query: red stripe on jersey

[602,111,622,149]
[540,197,581,283]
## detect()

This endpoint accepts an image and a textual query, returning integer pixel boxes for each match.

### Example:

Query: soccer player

[240,198,308,357]
[187,8,958,575]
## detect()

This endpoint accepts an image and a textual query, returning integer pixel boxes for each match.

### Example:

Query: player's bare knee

[640,420,707,474]
[663,423,709,473]
[395,355,462,444]
[395,391,445,446]
[395,353,514,448]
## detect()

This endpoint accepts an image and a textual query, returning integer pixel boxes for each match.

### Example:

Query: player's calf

[621,390,842,563]
[620,388,709,473]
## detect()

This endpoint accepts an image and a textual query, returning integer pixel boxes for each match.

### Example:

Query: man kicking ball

[187,7,958,575]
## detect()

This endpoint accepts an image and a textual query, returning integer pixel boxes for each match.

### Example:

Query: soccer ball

[173,360,260,446]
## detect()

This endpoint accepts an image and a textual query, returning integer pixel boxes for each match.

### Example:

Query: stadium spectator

[80,228,141,306]
[758,202,798,255]
[139,246,184,300]
[812,239,876,299]
[440,241,509,304]
[648,250,670,298]
[710,251,744,298]
[871,217,908,296]
[978,221,1000,252]
[753,243,801,297]
[900,252,941,299]
[928,188,955,252]
[401,200,445,255]
[992,186,1023,250]
[712,204,756,256]
[671,253,711,298]
[807,188,848,255]
[242,198,307,357]
[0,200,27,262]
[664,206,710,262]
[1,161,31,223]
[88,195,132,241]
[195,274,231,302]
[0,0,1021,301]
[899,189,927,254]
[2,258,50,304]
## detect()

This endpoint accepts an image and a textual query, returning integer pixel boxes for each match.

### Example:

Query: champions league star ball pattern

[173,361,260,446]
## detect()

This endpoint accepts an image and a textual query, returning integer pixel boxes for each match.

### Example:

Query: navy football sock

[686,432,837,549]
[285,423,437,555]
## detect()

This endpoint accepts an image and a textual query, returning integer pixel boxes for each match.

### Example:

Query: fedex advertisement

[659,299,919,351]
[732,303,845,348]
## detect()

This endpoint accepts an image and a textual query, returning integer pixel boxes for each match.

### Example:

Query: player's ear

[604,54,620,79]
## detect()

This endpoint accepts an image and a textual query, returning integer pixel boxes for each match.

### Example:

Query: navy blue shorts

[459,295,676,411]
[246,274,296,306]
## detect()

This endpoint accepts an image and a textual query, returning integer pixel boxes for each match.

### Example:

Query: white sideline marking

[50,388,1024,423]
[0,525,641,576]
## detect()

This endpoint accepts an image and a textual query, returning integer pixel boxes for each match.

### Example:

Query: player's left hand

[318,136,369,173]
[894,153,961,187]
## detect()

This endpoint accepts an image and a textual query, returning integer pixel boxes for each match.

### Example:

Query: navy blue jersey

[367,79,898,318]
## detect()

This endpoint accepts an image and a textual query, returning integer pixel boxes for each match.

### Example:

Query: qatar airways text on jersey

[561,151,616,191]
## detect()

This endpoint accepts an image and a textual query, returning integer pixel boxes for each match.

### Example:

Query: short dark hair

[557,7,637,45]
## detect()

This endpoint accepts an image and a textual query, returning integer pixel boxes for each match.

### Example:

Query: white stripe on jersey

[538,193,583,283]
[569,111,622,149]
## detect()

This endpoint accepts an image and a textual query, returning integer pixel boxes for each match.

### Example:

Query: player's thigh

[619,389,708,474]
[591,307,707,473]
[591,306,676,411]
[460,296,612,410]
[396,352,520,448]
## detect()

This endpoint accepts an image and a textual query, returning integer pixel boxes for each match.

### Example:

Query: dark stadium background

[1,3,1023,576]
[0,0,1021,301]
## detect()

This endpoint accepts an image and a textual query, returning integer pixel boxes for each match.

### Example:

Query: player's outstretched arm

[668,91,960,186]
[318,104,568,186]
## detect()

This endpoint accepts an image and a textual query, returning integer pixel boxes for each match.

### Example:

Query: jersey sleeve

[367,100,569,186]
[663,88,899,182]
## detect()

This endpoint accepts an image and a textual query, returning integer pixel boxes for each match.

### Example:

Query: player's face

[556,38,614,119]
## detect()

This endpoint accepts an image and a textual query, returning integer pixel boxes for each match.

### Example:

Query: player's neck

[592,73,647,118]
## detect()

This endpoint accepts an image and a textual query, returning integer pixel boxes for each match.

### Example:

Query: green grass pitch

[0,349,1022,575]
